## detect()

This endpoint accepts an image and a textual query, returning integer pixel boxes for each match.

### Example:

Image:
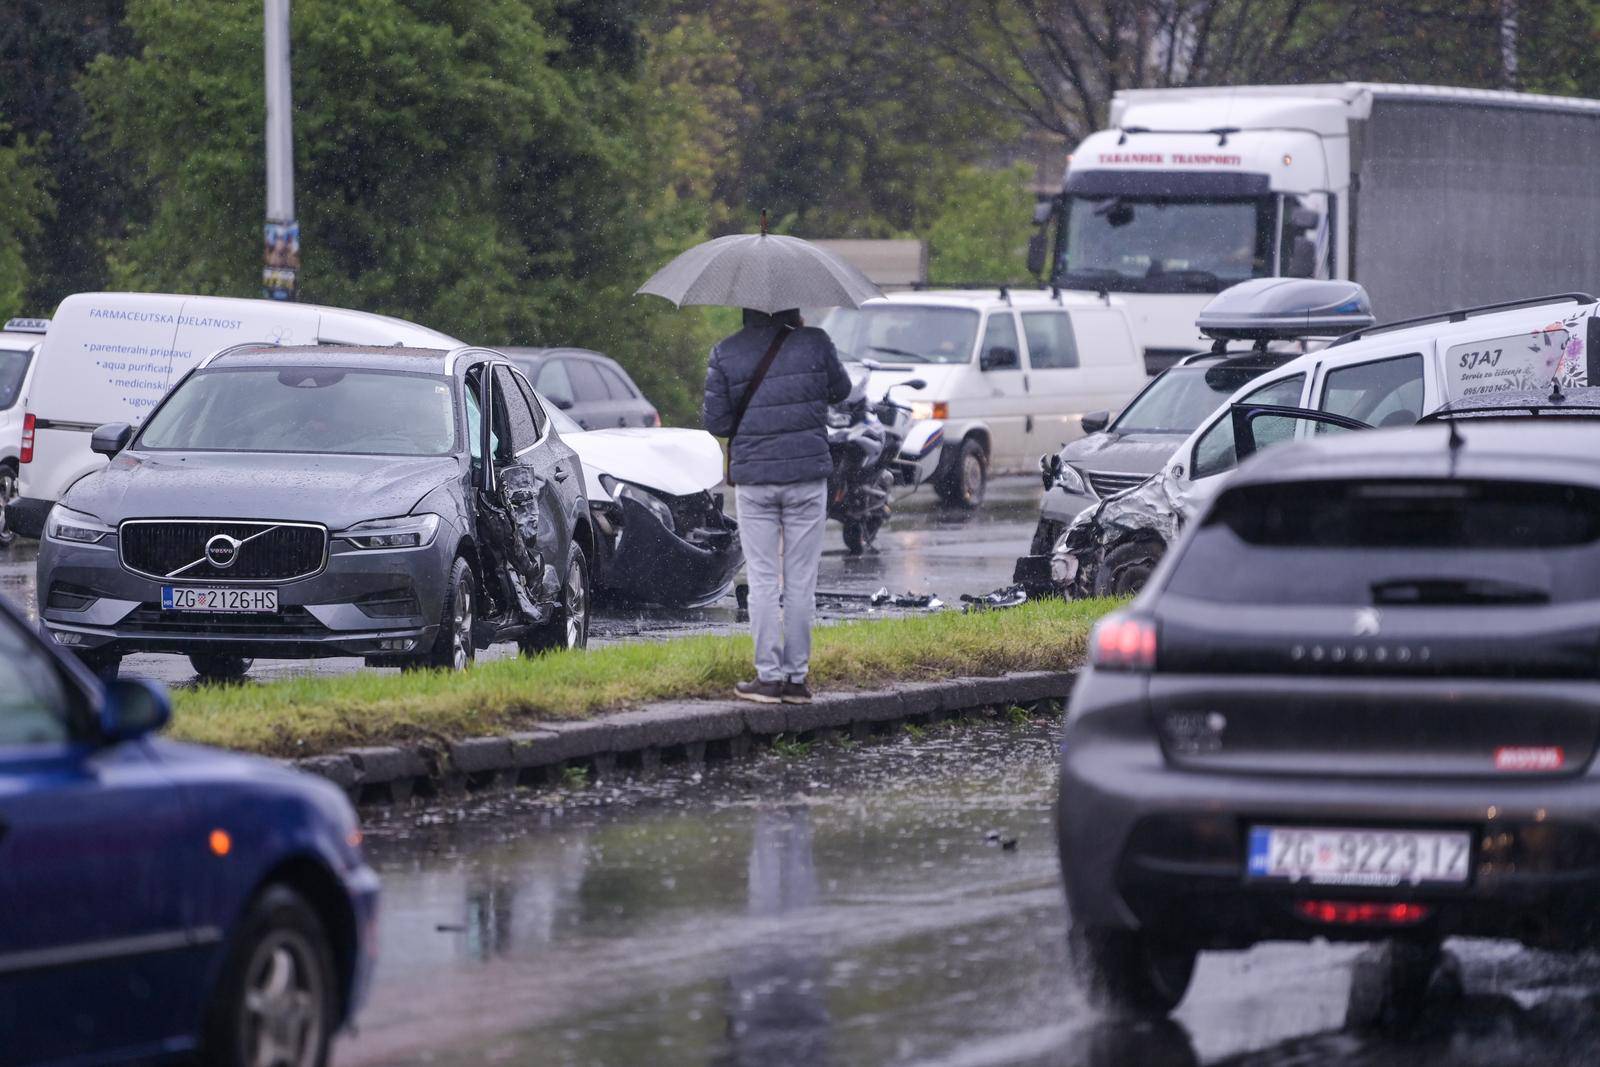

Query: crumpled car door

[467,366,553,625]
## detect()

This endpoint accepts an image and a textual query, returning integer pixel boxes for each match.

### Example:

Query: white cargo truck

[1030,83,1600,373]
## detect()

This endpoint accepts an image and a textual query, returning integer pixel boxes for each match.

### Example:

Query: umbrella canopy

[636,231,884,314]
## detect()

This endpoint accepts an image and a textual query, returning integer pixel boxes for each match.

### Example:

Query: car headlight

[1050,530,1080,584]
[337,513,441,550]
[600,475,675,532]
[1056,463,1087,496]
[909,400,948,421]
[46,504,113,545]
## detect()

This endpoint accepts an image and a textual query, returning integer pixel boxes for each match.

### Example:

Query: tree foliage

[926,164,1035,284]
[0,129,52,318]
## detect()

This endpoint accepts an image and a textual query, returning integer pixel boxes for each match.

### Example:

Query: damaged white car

[547,405,742,607]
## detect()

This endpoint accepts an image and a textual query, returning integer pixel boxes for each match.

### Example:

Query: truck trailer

[1031,83,1600,373]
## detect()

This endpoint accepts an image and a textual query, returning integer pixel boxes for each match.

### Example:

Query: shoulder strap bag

[723,326,792,487]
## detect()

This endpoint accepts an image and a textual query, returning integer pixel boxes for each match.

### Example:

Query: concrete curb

[292,670,1077,807]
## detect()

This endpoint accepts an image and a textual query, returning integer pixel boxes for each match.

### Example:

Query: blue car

[0,594,379,1065]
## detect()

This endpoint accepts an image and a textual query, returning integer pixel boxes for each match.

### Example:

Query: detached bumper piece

[599,492,742,608]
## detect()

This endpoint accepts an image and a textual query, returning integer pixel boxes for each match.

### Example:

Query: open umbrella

[636,213,883,313]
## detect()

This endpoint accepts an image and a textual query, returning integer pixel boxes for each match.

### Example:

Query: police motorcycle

[826,360,932,554]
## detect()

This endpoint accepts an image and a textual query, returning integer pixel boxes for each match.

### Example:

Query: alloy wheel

[451,579,473,669]
[240,929,325,1067]
[961,452,983,503]
[564,555,588,649]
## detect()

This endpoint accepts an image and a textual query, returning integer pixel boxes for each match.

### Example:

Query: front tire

[521,542,590,654]
[936,437,987,510]
[200,884,337,1067]
[1094,539,1164,598]
[419,557,475,670]
[190,652,254,683]
[1070,927,1196,1017]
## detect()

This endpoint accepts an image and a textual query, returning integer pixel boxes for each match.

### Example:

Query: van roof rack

[907,282,1090,305]
[3,317,48,334]
[1327,292,1597,348]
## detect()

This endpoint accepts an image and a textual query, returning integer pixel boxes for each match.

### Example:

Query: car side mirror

[1081,410,1110,434]
[903,378,928,390]
[552,397,574,411]
[980,346,1019,372]
[90,423,133,457]
[1288,236,1317,278]
[99,677,171,742]
[1026,232,1049,277]
[1290,206,1320,231]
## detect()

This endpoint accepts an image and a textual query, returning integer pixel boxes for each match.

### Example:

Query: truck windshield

[1058,196,1274,293]
[138,367,458,456]
[0,347,31,410]
[820,306,980,364]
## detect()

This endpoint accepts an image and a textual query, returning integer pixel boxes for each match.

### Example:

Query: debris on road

[869,587,944,609]
[961,584,1029,613]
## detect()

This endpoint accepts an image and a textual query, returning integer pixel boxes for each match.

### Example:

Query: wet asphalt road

[0,477,1042,686]
[336,719,1600,1067]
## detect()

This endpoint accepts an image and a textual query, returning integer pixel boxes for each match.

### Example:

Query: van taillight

[1090,614,1158,671]
[19,412,34,463]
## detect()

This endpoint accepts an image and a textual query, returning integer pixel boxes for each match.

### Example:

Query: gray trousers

[736,480,828,682]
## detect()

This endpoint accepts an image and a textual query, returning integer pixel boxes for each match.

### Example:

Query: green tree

[0,129,52,318]
[926,164,1035,284]
[82,0,722,423]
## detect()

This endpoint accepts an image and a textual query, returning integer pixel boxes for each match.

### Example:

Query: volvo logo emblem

[205,534,241,569]
[1353,608,1382,637]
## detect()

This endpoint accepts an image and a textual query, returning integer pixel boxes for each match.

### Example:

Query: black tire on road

[935,437,987,510]
[0,463,18,548]
[199,884,338,1067]
[1070,927,1196,1017]
[418,557,476,670]
[74,648,122,680]
[1094,539,1164,598]
[190,652,254,683]
[521,541,590,655]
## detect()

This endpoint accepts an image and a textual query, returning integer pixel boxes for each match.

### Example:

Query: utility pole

[263,0,299,300]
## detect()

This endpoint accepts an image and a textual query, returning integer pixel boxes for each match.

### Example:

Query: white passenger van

[0,317,49,545]
[7,292,460,540]
[820,288,1146,507]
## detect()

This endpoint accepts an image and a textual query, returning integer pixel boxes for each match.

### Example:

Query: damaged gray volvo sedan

[37,345,592,680]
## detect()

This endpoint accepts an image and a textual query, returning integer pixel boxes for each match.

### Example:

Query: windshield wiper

[867,345,929,362]
[1371,577,1550,606]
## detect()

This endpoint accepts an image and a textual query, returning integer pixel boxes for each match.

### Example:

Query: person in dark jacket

[704,308,852,704]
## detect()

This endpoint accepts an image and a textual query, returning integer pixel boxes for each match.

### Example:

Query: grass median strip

[168,597,1119,757]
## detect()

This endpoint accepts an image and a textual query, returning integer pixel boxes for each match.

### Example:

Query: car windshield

[1167,479,1600,605]
[0,346,32,410]
[138,367,457,456]
[0,611,73,746]
[820,306,980,364]
[1059,195,1274,293]
[1113,365,1269,434]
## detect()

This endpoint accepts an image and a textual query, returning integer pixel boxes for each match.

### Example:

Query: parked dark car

[502,347,660,430]
[37,345,593,681]
[1059,420,1600,1017]
[0,591,379,1065]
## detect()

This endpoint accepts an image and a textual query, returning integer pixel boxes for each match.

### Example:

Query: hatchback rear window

[1166,479,1600,605]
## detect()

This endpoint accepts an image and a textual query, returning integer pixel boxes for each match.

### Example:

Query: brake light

[1295,900,1430,926]
[19,412,33,463]
[1090,614,1158,671]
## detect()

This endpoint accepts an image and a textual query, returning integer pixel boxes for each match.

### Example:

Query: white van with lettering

[820,288,1146,508]
[6,292,459,539]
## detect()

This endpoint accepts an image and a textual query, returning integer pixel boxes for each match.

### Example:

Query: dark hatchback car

[0,592,378,1066]
[502,347,660,430]
[1059,421,1600,1016]
[37,345,592,681]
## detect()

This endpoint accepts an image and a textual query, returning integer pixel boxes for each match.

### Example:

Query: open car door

[1230,402,1372,462]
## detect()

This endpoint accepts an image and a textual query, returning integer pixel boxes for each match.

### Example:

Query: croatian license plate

[1246,825,1471,887]
[161,587,279,613]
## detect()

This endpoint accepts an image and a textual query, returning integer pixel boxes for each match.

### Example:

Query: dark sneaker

[781,680,813,704]
[735,679,785,704]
